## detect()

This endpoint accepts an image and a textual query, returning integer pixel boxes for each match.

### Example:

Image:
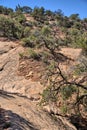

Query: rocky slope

[0,92,77,130]
[0,39,78,130]
[0,40,43,100]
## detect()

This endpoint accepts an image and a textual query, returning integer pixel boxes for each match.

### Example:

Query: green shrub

[61,85,77,100]
[12,10,26,24]
[19,52,24,59]
[74,61,87,76]
[28,48,41,60]
[81,42,87,56]
[23,27,31,37]
[41,51,51,64]
[41,26,51,36]
[14,22,24,39]
[21,38,34,47]
[0,16,24,39]
[61,105,67,114]
[41,86,57,104]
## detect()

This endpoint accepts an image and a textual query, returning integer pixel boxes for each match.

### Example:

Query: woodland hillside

[0,5,87,130]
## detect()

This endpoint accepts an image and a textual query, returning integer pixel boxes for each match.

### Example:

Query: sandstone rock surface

[0,40,77,130]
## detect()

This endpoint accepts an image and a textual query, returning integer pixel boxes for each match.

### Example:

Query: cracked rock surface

[0,40,77,130]
[0,93,76,130]
[0,41,43,100]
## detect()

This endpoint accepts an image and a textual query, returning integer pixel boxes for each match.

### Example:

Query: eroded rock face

[0,41,43,100]
[0,40,77,130]
[0,92,77,130]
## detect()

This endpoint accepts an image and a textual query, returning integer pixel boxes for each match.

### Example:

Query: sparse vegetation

[61,105,67,115]
[61,85,77,100]
[21,38,34,47]
[28,48,41,60]
[0,5,87,129]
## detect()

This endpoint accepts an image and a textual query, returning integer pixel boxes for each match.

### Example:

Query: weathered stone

[0,41,77,130]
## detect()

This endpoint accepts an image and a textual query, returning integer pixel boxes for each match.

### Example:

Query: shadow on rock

[0,90,15,99]
[0,108,39,130]
[0,89,30,100]
[70,114,87,130]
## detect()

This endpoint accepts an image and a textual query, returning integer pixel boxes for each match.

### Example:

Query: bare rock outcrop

[0,40,77,130]
[0,41,43,100]
[0,91,77,130]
